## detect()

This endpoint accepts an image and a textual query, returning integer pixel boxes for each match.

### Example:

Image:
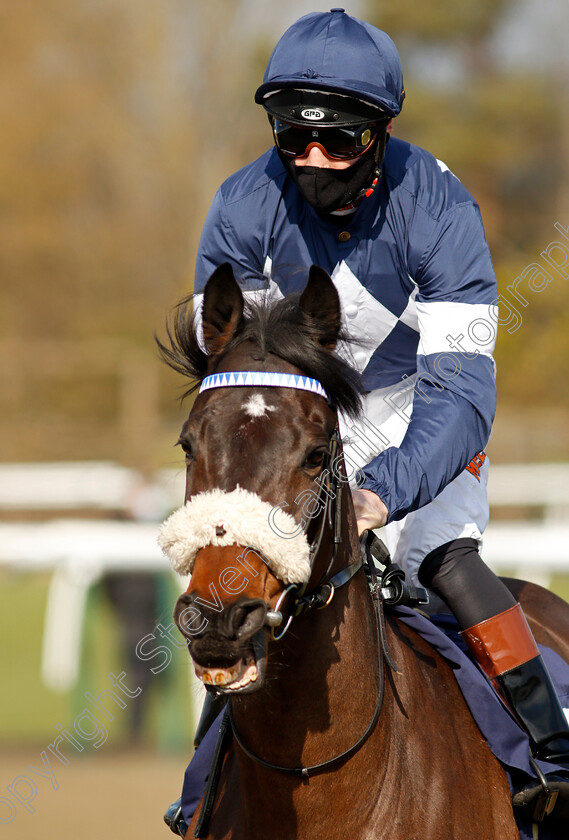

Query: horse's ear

[299,265,342,350]
[201,263,244,356]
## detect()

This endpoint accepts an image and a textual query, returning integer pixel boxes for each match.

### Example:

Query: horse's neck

[227,571,521,839]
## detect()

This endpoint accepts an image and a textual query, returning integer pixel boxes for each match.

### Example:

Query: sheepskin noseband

[158,487,311,584]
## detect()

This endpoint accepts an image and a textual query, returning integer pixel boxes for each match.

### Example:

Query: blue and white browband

[199,371,330,402]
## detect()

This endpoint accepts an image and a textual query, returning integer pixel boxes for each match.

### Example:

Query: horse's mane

[156,293,363,418]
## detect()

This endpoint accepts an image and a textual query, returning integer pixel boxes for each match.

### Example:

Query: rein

[227,532,428,780]
[229,570,386,779]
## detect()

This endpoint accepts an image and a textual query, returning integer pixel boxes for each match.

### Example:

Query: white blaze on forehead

[242,394,275,418]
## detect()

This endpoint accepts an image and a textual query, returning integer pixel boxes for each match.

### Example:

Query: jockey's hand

[352,488,388,536]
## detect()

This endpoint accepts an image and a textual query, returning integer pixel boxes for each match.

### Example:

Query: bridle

[195,370,383,766]
[190,371,429,837]
[199,370,365,637]
[189,367,426,640]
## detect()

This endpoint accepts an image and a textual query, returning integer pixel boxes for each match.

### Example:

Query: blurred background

[1,1,569,837]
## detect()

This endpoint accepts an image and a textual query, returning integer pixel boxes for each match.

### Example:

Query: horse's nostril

[173,593,208,639]
[174,592,268,642]
[230,601,268,640]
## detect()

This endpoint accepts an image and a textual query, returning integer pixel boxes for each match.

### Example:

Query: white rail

[1,462,568,694]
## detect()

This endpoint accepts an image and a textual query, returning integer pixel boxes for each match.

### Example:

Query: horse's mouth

[194,656,259,692]
[191,630,267,695]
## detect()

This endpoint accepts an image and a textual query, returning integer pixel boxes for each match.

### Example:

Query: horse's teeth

[196,661,258,689]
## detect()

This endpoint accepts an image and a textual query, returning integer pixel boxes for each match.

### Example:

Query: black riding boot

[462,604,569,824]
[496,654,569,767]
[420,539,569,824]
[460,604,569,765]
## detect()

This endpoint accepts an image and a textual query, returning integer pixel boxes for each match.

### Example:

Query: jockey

[167,8,569,833]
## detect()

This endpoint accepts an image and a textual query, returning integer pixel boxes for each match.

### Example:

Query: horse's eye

[177,438,194,464]
[303,447,326,472]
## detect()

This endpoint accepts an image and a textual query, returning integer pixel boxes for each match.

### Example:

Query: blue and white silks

[193,137,497,579]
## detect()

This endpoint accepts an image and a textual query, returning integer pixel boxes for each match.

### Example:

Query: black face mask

[280,136,384,216]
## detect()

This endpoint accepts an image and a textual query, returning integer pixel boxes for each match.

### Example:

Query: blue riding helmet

[255,8,405,127]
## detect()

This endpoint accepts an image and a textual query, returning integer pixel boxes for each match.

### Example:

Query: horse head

[158,263,362,696]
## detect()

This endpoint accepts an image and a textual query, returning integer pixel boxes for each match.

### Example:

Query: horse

[157,263,569,840]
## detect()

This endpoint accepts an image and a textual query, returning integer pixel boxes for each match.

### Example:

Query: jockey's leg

[164,694,226,835]
[419,538,569,769]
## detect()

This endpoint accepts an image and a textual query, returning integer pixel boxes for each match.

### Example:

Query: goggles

[272,118,378,161]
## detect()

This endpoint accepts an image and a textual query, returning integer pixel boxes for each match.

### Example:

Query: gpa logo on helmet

[301,108,325,121]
